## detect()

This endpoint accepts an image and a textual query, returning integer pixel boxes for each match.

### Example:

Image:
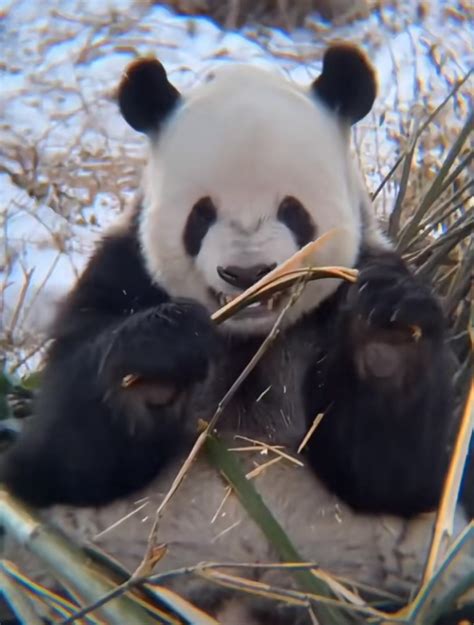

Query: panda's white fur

[140,64,383,334]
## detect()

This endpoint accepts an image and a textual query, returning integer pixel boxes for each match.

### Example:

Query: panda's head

[119,44,382,335]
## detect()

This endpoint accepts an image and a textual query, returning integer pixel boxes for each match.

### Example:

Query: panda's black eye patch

[277,196,315,248]
[183,196,217,257]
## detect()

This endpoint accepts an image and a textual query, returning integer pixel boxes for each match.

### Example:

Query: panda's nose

[217,263,277,290]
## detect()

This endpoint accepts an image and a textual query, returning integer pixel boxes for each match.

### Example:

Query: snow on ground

[0,0,472,373]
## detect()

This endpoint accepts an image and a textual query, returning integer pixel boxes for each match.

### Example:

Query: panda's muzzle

[211,262,285,317]
[211,288,285,315]
[217,263,276,290]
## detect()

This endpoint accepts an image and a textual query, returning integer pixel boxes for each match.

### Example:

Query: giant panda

[1,44,472,624]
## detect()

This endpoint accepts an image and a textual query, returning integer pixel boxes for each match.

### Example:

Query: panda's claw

[350,255,445,340]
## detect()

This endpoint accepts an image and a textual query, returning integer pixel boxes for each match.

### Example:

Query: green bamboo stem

[205,434,352,625]
[0,489,157,625]
[0,564,44,625]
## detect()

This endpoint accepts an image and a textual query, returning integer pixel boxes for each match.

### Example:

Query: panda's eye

[277,196,315,248]
[183,196,217,257]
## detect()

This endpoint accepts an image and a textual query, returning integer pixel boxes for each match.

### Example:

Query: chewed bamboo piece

[121,229,357,388]
[212,266,357,324]
[211,228,352,323]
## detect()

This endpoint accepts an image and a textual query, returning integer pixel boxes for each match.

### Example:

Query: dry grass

[157,0,371,29]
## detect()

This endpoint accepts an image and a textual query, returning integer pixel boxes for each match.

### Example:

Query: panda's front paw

[100,299,219,392]
[349,256,444,338]
[346,255,444,383]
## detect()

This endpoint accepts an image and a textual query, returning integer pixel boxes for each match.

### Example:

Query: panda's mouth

[210,289,286,317]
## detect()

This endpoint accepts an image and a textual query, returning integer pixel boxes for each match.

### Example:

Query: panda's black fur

[1,208,461,515]
[1,43,472,624]
[1,220,458,514]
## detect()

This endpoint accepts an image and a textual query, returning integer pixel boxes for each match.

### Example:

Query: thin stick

[134,279,309,579]
[20,251,62,326]
[234,434,303,467]
[8,267,34,337]
[60,557,365,625]
[210,486,232,524]
[197,569,382,618]
[211,456,285,524]
[245,456,283,479]
[94,501,149,540]
[298,412,325,453]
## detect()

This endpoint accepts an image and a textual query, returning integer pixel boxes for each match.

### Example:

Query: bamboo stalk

[0,490,157,625]
[0,565,44,625]
[401,523,474,624]
[422,382,474,584]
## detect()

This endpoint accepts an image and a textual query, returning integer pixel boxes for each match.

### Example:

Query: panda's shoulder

[87,215,144,283]
[62,209,168,318]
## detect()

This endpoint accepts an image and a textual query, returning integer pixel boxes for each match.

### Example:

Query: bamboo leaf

[408,523,474,624]
[435,149,473,198]
[372,70,472,202]
[421,384,474,584]
[397,110,474,251]
[388,130,419,238]
[204,434,352,625]
[415,219,473,278]
[418,179,473,234]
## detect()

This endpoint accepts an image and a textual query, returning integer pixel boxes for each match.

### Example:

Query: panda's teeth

[267,297,274,311]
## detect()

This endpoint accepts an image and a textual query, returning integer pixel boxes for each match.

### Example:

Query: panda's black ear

[118,57,180,133]
[312,44,376,124]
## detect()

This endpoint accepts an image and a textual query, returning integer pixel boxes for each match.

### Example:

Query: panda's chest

[191,324,318,448]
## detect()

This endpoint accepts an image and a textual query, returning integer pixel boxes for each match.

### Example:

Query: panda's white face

[139,65,367,335]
